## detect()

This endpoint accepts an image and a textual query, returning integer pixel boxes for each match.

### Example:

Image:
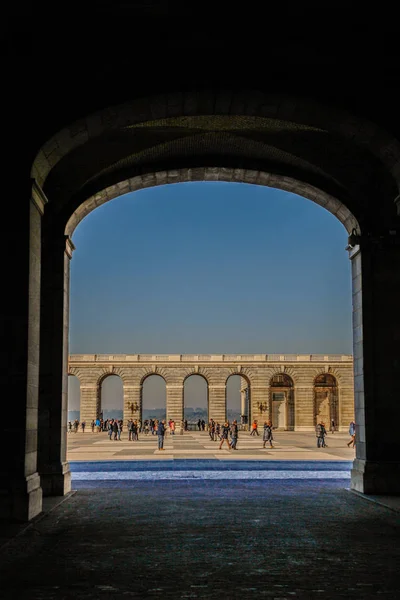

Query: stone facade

[69,354,354,432]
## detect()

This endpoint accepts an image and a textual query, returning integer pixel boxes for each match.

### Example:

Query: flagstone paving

[68,430,356,461]
[0,472,399,599]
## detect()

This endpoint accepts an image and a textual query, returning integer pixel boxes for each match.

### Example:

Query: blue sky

[68,182,352,413]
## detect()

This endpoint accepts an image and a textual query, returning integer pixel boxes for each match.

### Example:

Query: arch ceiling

[33,93,400,236]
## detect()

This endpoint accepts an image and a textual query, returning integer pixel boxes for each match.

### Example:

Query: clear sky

[68,182,352,414]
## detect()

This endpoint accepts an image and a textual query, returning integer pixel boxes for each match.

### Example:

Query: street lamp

[128,401,139,415]
[257,401,268,412]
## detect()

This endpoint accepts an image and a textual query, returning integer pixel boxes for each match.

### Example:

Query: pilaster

[349,236,400,494]
[208,385,226,423]
[38,231,74,497]
[166,384,184,425]
[123,385,142,423]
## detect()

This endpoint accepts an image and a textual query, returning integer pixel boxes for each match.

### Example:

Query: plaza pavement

[67,429,356,461]
[1,474,399,599]
[1,433,398,598]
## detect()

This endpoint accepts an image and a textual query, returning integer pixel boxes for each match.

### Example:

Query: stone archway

[183,374,209,429]
[226,374,251,428]
[314,374,339,430]
[7,86,399,522]
[269,373,295,431]
[98,374,124,422]
[141,373,167,423]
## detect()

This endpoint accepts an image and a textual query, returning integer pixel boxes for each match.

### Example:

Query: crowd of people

[68,415,357,450]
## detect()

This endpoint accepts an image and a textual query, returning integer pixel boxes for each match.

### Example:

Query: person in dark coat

[157,419,166,450]
[112,420,118,440]
[230,420,239,450]
[219,422,231,450]
[263,420,274,448]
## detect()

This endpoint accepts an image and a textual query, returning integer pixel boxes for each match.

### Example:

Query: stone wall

[69,355,354,432]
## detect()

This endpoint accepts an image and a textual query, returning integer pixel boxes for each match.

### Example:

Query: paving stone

[0,477,398,599]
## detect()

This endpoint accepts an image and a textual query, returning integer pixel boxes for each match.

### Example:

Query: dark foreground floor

[1,483,399,598]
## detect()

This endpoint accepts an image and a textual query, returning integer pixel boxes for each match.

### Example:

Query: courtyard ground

[1,433,398,599]
[67,430,356,461]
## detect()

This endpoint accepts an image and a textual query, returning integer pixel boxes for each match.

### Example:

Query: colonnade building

[68,353,354,431]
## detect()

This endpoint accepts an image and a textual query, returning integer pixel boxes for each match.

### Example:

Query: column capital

[348,229,400,259]
[31,179,48,215]
[65,235,76,259]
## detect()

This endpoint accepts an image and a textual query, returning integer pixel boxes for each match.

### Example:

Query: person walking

[250,420,259,436]
[209,419,215,441]
[91,419,95,433]
[330,418,335,434]
[316,421,323,447]
[316,421,327,447]
[113,420,118,441]
[197,419,201,431]
[170,420,175,435]
[81,421,86,433]
[219,421,231,450]
[263,420,274,448]
[108,420,113,440]
[157,419,166,450]
[230,420,239,450]
[68,421,72,434]
[347,421,356,447]
[320,422,327,447]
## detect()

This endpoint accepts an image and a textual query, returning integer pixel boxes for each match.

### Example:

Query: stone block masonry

[68,354,354,431]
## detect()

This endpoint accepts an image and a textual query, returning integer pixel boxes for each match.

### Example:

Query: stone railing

[69,354,353,363]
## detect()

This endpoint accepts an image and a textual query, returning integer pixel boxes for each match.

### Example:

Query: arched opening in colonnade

[67,374,80,423]
[226,375,251,426]
[184,375,208,428]
[314,374,339,429]
[99,375,123,421]
[141,374,166,422]
[269,374,295,431]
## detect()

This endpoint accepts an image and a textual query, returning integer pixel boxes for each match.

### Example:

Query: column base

[40,461,71,497]
[351,459,400,495]
[0,472,43,521]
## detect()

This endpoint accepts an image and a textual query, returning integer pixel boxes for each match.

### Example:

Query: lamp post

[128,401,139,415]
[257,401,268,413]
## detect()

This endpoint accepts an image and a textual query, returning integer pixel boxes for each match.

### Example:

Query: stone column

[251,386,270,424]
[37,229,74,497]
[294,386,315,431]
[350,240,400,494]
[166,384,184,425]
[80,385,99,424]
[240,378,248,418]
[123,385,142,423]
[208,385,226,423]
[0,180,45,520]
[338,385,354,432]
